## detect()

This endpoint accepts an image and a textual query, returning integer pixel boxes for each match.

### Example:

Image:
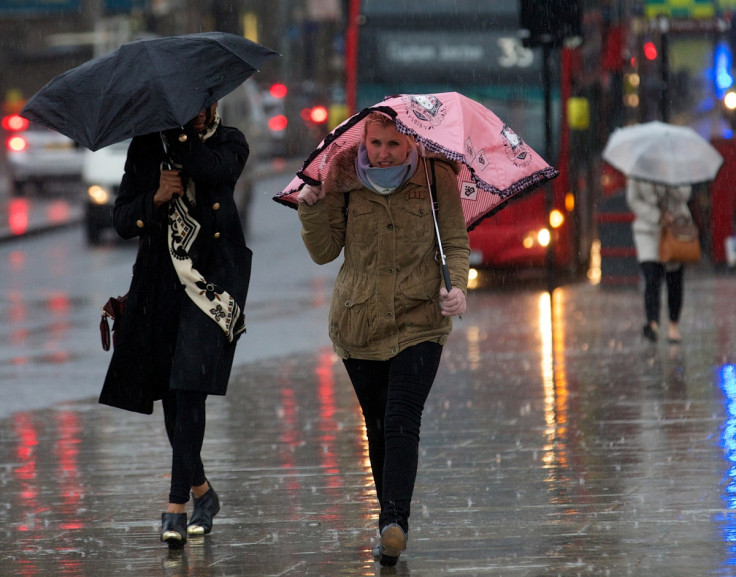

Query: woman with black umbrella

[99,100,252,549]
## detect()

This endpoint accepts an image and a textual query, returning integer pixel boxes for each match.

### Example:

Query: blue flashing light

[715,41,735,99]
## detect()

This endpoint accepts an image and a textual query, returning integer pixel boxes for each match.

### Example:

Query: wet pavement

[0,193,82,240]
[3,183,736,575]
[1,261,736,575]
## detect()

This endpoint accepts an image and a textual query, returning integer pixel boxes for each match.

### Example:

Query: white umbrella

[602,121,724,186]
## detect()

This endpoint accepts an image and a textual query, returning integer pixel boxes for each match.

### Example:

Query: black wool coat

[99,123,252,415]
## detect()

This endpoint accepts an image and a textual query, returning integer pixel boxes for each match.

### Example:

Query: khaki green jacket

[298,145,470,360]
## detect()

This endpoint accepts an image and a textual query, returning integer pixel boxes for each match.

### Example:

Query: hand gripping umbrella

[275,92,559,288]
[21,32,279,151]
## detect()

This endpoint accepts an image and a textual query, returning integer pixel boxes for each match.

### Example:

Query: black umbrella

[21,32,279,151]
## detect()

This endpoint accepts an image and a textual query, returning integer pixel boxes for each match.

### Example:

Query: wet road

[2,263,736,575]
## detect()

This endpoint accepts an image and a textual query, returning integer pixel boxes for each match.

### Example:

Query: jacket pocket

[346,200,377,244]
[398,200,431,243]
[329,282,374,348]
[402,277,442,332]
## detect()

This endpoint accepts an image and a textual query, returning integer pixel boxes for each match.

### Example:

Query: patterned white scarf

[166,115,245,342]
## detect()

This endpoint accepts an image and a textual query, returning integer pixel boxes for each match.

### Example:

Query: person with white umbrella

[603,121,723,344]
[626,179,691,343]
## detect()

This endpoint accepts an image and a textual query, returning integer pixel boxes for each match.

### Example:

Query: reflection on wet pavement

[1,273,735,575]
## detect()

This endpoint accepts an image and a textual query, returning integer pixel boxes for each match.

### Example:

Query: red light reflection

[13,413,40,532]
[316,350,342,496]
[11,410,86,574]
[46,201,70,224]
[9,198,29,235]
[55,411,83,530]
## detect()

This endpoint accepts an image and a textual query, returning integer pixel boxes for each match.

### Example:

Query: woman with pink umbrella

[297,112,469,566]
[278,92,556,565]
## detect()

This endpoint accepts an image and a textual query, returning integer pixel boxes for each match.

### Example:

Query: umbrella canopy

[602,120,724,186]
[21,32,279,151]
[274,92,558,231]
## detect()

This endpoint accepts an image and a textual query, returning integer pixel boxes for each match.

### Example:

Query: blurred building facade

[0,0,346,117]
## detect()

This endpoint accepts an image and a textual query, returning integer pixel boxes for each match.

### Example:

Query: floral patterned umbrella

[274,91,558,231]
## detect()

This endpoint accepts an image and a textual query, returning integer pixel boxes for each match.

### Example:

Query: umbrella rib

[142,41,182,128]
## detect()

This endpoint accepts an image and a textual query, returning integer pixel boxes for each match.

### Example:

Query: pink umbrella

[274,91,558,231]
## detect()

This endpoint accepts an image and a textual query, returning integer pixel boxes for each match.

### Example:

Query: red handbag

[100,293,128,351]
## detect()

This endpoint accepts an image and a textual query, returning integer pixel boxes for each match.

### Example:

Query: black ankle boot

[642,324,658,342]
[187,485,220,535]
[161,512,187,549]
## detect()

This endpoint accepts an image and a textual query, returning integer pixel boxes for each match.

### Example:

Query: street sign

[0,0,80,13]
[644,0,715,20]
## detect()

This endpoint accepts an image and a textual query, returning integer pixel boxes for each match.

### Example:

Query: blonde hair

[362,111,415,148]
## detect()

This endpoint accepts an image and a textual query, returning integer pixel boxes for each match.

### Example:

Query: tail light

[268,114,288,132]
[269,83,288,99]
[7,134,28,152]
[2,114,29,132]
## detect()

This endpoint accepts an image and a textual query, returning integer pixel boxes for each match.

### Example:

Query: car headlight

[536,228,551,247]
[87,185,111,205]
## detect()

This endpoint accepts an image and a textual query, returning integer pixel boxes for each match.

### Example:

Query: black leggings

[343,341,443,534]
[640,261,684,325]
[162,389,208,504]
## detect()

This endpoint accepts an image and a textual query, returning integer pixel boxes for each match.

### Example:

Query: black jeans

[640,261,684,325]
[162,389,208,504]
[343,341,443,534]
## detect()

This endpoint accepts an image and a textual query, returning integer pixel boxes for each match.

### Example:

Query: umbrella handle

[441,263,452,292]
[160,132,175,170]
[441,262,462,320]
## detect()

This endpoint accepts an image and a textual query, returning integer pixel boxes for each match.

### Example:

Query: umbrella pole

[422,157,452,292]
[160,133,174,169]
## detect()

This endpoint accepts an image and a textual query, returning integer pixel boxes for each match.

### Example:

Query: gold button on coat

[136,219,144,228]
[213,232,221,239]
[212,202,221,210]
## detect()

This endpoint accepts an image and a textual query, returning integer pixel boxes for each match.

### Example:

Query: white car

[83,140,128,244]
[4,117,85,196]
[82,136,254,245]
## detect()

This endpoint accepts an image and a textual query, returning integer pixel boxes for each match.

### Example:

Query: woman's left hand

[440,287,466,317]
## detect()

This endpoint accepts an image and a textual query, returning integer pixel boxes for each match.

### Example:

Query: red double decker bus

[344,0,611,283]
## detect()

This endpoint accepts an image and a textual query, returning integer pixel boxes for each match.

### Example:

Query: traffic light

[643,41,658,61]
[520,0,582,47]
